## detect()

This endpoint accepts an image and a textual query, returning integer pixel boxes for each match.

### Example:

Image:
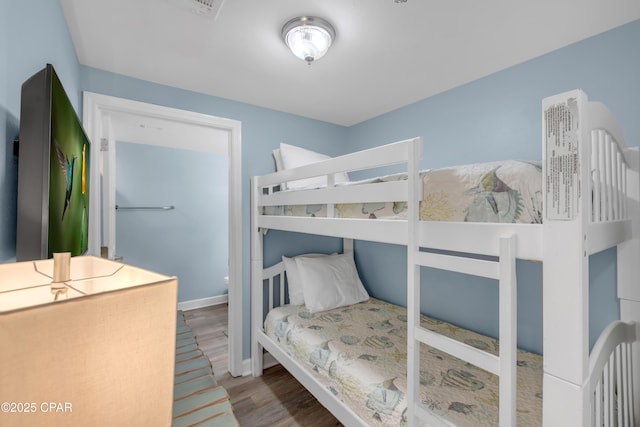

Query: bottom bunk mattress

[264,298,542,427]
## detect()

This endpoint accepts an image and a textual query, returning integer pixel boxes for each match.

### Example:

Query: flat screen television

[16,64,91,261]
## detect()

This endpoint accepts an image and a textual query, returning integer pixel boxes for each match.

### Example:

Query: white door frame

[82,92,243,377]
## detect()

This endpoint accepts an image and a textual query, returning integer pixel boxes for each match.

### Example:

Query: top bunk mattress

[262,160,543,224]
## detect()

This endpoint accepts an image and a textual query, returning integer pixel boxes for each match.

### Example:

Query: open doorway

[115,140,228,305]
[82,92,243,376]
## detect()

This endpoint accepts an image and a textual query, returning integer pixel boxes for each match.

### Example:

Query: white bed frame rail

[252,243,370,427]
[251,139,422,427]
[253,138,421,245]
[251,139,422,378]
[251,90,640,427]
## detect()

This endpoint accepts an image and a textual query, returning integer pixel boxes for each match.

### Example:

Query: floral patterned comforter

[264,298,542,426]
[262,160,543,224]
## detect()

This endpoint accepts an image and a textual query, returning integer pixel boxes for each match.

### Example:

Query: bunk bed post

[498,234,517,426]
[541,90,590,426]
[343,238,354,255]
[406,137,422,427]
[617,146,640,419]
[251,176,265,376]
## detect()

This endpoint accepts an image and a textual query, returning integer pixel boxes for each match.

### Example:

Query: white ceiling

[61,0,640,127]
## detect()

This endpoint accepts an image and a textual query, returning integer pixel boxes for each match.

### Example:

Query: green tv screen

[48,68,90,258]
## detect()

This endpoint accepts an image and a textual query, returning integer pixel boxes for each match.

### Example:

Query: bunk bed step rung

[415,250,499,279]
[415,325,500,375]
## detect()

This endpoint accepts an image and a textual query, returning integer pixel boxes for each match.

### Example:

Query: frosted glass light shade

[282,16,335,64]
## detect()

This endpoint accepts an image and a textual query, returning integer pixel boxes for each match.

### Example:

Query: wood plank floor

[183,304,343,427]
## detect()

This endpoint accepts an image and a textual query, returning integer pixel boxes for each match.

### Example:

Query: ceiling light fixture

[282,16,335,64]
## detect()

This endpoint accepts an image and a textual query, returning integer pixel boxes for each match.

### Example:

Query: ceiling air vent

[167,0,226,19]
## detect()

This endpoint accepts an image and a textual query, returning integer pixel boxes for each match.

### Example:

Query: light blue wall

[0,0,82,263]
[0,1,12,263]
[347,20,640,354]
[115,142,229,302]
[348,20,640,172]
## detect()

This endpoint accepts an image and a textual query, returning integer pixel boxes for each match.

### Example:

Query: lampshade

[0,256,178,426]
[282,16,335,64]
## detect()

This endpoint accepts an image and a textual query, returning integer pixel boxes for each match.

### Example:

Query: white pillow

[273,148,284,172]
[278,143,350,189]
[282,253,334,306]
[296,253,369,313]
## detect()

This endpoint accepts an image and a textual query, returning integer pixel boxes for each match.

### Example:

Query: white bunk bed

[250,89,640,426]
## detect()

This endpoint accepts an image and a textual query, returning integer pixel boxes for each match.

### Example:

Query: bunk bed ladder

[407,235,517,426]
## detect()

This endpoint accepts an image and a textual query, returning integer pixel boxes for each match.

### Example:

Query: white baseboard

[178,294,228,311]
[241,353,279,377]
[241,358,251,376]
